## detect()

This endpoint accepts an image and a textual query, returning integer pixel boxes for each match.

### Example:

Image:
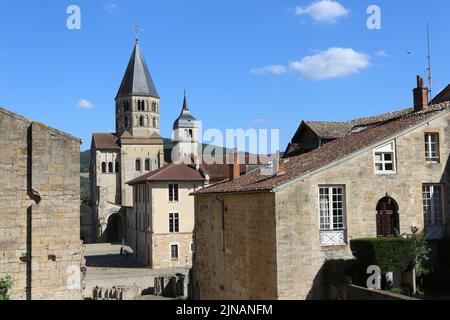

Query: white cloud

[249,118,267,126]
[104,3,120,13]
[295,0,349,23]
[76,99,94,109]
[289,48,370,80]
[251,48,371,81]
[250,65,287,75]
[376,50,390,58]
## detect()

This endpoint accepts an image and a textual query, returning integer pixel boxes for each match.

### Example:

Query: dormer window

[374,141,396,174]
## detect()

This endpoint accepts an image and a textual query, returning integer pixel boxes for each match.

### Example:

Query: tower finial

[133,23,143,42]
[183,89,188,111]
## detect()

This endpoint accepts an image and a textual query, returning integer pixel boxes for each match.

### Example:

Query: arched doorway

[106,213,123,243]
[376,195,400,237]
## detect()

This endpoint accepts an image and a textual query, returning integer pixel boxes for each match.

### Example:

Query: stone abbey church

[90,39,198,244]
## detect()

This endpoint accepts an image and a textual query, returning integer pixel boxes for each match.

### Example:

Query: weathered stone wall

[152,233,192,269]
[193,193,278,300]
[274,111,450,299]
[120,144,164,208]
[132,181,197,268]
[343,285,419,300]
[94,150,121,205]
[81,203,94,244]
[0,108,82,300]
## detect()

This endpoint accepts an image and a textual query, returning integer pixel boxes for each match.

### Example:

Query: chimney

[413,75,429,112]
[278,158,286,176]
[229,149,240,180]
[194,156,201,171]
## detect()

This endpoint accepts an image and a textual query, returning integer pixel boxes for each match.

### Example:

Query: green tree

[0,275,13,300]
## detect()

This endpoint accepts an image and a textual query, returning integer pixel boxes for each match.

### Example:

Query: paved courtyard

[83,243,190,300]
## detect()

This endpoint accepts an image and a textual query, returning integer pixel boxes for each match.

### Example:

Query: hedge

[350,237,415,274]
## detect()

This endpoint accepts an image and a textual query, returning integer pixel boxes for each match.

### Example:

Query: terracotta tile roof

[304,108,414,140]
[127,154,262,185]
[194,103,449,195]
[305,121,354,139]
[127,163,205,185]
[92,133,120,150]
[351,107,413,127]
[432,84,450,104]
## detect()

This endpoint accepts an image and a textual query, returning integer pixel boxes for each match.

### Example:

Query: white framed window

[170,244,179,260]
[319,186,346,246]
[374,141,396,174]
[423,184,444,225]
[425,133,440,163]
[169,184,179,202]
[169,213,179,233]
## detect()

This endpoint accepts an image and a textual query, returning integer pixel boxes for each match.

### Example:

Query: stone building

[192,78,450,300]
[126,98,248,268]
[90,38,164,243]
[0,107,83,300]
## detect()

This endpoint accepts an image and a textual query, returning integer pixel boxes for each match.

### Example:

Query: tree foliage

[0,275,13,300]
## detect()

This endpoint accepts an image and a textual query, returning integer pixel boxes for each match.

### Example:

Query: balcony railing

[320,229,347,246]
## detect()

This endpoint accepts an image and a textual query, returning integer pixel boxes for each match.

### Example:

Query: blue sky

[0,1,449,151]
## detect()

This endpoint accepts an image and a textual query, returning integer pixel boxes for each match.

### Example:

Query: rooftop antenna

[426,23,433,101]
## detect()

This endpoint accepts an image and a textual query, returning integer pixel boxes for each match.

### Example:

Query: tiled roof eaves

[274,107,449,193]
[194,104,449,196]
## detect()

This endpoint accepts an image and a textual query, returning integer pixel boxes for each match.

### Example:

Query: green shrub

[350,237,415,274]
[437,238,450,267]
[0,275,13,300]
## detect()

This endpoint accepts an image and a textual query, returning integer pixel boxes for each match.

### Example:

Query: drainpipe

[215,196,226,252]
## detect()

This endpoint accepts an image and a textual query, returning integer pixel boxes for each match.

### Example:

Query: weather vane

[133,23,143,41]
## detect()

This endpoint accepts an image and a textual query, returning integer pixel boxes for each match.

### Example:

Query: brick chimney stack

[230,149,240,180]
[278,158,286,176]
[414,75,429,112]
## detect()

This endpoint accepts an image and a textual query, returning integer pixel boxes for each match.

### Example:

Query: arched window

[153,117,157,128]
[145,159,150,171]
[115,162,120,173]
[101,162,107,173]
[376,196,400,237]
[184,129,189,139]
[189,129,193,139]
[140,116,145,127]
[152,102,156,112]
[135,159,142,172]
[124,116,129,127]
[108,162,113,173]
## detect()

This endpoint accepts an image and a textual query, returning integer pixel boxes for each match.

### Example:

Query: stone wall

[131,181,198,268]
[342,285,419,300]
[193,193,278,300]
[193,110,450,300]
[274,111,450,299]
[0,107,83,300]
[81,203,95,244]
[152,233,192,269]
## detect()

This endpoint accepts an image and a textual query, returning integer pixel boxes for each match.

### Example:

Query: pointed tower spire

[183,89,189,111]
[116,39,159,99]
[173,90,197,130]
